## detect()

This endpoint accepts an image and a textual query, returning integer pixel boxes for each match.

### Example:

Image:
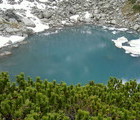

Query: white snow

[112,36,140,57]
[61,20,66,25]
[70,15,79,22]
[39,0,49,3]
[112,31,117,34]
[84,11,92,21]
[0,36,25,48]
[112,37,128,48]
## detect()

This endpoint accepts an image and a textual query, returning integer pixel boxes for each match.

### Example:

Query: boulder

[21,28,34,35]
[69,8,76,15]
[0,24,5,31]
[43,11,53,19]
[5,10,18,19]
[5,27,20,33]
[110,20,116,25]
[0,17,4,22]
[9,18,18,24]
[21,18,36,27]
[133,24,140,30]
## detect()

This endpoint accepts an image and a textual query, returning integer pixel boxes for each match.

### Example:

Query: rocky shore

[0,0,140,56]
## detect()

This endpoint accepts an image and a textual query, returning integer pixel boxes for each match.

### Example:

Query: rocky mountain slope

[0,0,139,55]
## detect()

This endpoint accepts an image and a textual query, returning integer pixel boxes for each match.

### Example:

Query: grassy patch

[122,0,140,21]
[133,4,140,12]
[127,0,140,12]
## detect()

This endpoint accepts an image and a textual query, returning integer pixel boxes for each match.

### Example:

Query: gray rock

[0,17,4,22]
[43,11,53,19]
[21,28,34,35]
[0,31,3,35]
[110,20,116,25]
[0,51,12,56]
[9,18,18,24]
[5,10,17,19]
[5,27,20,33]
[133,24,140,30]
[37,13,44,19]
[0,24,5,31]
[32,9,44,19]
[94,9,99,14]
[21,18,35,27]
[7,0,16,5]
[69,8,76,15]
[0,10,4,15]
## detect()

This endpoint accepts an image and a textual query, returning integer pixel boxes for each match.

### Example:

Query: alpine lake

[0,25,140,85]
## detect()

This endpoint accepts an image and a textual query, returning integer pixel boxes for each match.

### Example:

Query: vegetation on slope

[128,0,140,12]
[0,72,140,120]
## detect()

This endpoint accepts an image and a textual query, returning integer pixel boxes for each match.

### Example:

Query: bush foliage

[0,72,140,120]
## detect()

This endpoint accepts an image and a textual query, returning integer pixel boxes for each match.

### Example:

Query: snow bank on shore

[112,37,140,57]
[0,36,25,48]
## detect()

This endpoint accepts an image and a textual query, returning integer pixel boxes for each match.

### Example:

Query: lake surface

[0,25,140,84]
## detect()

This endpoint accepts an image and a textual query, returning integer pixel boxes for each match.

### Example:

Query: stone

[69,8,76,15]
[0,51,12,56]
[133,24,140,30]
[37,13,44,19]
[0,24,5,31]
[5,27,20,33]
[21,18,36,27]
[0,17,4,22]
[110,20,116,25]
[94,9,99,14]
[21,28,34,35]
[43,11,53,19]
[5,10,18,19]
[9,18,18,24]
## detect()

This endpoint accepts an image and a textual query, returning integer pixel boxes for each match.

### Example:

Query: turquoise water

[0,25,140,84]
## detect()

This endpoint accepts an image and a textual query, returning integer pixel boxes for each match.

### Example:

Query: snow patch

[0,36,25,48]
[38,0,49,3]
[70,15,79,22]
[84,11,92,21]
[112,36,140,57]
[112,31,118,34]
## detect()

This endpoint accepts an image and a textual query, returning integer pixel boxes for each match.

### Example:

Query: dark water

[0,25,140,84]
